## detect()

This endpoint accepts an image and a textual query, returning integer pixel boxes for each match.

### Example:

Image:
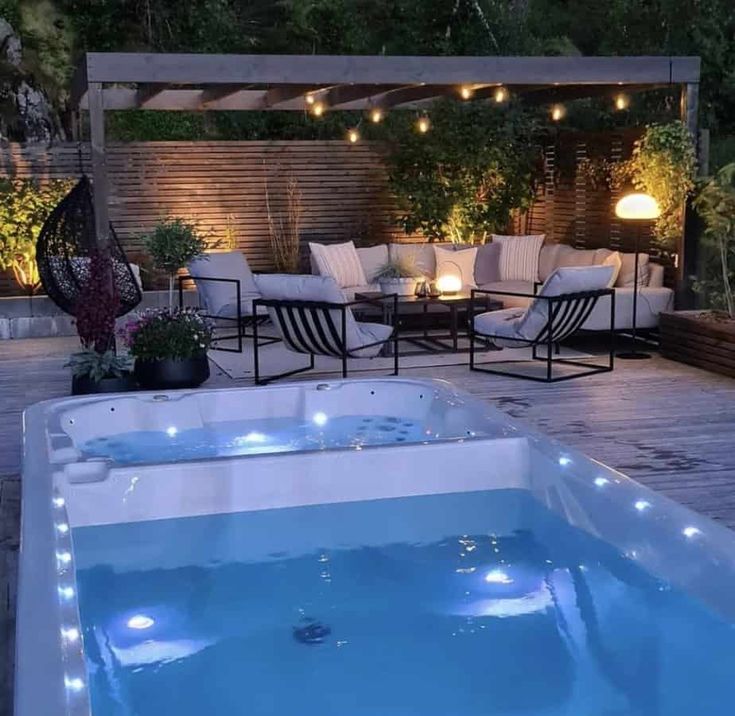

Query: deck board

[1,336,735,715]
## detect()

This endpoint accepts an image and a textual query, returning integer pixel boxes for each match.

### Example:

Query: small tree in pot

[119,308,213,390]
[143,218,208,306]
[66,251,134,395]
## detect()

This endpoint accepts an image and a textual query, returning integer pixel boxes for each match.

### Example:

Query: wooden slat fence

[1,132,676,297]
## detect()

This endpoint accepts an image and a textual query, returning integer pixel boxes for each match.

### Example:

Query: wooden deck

[2,335,735,715]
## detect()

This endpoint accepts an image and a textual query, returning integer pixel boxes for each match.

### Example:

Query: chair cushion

[474,307,526,338]
[187,252,260,314]
[516,265,615,341]
[352,321,394,358]
[434,245,477,288]
[492,234,545,282]
[214,295,268,319]
[309,241,367,288]
[356,245,390,283]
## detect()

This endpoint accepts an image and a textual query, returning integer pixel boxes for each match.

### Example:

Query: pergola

[71,52,701,272]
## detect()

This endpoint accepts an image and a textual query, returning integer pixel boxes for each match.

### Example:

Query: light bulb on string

[494,86,508,103]
[615,93,629,111]
[550,104,565,122]
[369,107,384,123]
[416,115,430,134]
[459,85,473,100]
[347,127,360,144]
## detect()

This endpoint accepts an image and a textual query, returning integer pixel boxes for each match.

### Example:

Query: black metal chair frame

[469,287,616,383]
[178,275,280,353]
[252,294,399,385]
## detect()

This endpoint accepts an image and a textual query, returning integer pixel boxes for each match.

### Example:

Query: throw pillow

[492,234,545,282]
[434,245,478,288]
[464,242,500,285]
[356,244,389,283]
[616,252,650,288]
[601,251,622,288]
[309,241,367,288]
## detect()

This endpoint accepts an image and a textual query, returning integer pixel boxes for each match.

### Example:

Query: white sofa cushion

[434,245,477,288]
[476,280,535,309]
[356,245,389,283]
[582,287,674,331]
[493,234,545,282]
[309,241,367,288]
[538,244,598,281]
[187,252,260,317]
[389,242,453,278]
[256,274,390,358]
[616,252,650,288]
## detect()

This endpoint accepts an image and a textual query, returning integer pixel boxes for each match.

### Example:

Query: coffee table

[354,290,503,354]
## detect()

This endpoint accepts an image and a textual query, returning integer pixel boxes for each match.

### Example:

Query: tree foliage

[380,99,539,242]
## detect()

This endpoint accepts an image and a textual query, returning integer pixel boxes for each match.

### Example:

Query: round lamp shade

[615,193,661,221]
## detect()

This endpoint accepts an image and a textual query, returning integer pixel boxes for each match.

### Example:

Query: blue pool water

[79,415,488,465]
[73,489,735,715]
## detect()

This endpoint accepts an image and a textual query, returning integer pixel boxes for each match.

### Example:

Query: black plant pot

[71,372,137,396]
[134,353,210,391]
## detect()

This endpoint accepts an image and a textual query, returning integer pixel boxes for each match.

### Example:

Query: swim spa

[17,378,735,716]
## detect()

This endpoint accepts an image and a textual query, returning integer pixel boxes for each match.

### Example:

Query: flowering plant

[118,308,213,361]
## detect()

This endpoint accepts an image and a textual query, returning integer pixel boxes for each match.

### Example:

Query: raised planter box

[660,310,735,378]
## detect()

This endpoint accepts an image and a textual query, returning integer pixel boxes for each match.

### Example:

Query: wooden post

[87,81,110,251]
[679,82,700,307]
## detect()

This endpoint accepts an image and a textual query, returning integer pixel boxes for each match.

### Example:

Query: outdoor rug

[208,328,594,381]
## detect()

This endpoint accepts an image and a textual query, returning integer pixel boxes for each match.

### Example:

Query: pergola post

[680,82,700,307]
[87,81,111,251]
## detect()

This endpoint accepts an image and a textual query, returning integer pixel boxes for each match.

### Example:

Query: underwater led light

[64,676,85,692]
[52,496,65,508]
[634,500,651,512]
[166,426,178,437]
[58,586,75,600]
[56,523,70,534]
[683,526,702,539]
[594,477,609,487]
[484,569,513,585]
[56,551,72,565]
[313,412,328,427]
[558,456,572,466]
[127,614,155,630]
[61,627,80,642]
[243,432,266,443]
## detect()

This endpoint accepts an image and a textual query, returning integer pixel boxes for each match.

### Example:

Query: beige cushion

[648,263,665,288]
[616,252,650,287]
[538,244,599,281]
[477,280,535,309]
[309,241,367,288]
[434,245,478,288]
[492,234,545,281]
[601,251,622,287]
[356,245,389,283]
[389,242,453,278]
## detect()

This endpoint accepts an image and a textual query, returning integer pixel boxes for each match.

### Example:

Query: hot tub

[17,378,735,716]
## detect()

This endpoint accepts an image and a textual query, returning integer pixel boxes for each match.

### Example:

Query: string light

[347,127,360,144]
[416,115,430,134]
[369,107,384,123]
[459,85,474,100]
[311,100,325,117]
[494,86,508,103]
[550,104,565,121]
[305,93,316,106]
[614,93,629,111]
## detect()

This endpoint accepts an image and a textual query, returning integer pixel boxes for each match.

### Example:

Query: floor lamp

[614,192,661,360]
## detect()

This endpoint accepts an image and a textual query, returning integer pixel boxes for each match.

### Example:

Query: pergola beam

[80,53,701,88]
[199,83,247,106]
[261,84,330,108]
[320,84,400,109]
[136,83,169,108]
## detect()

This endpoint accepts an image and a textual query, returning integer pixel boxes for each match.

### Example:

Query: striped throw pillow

[309,241,368,288]
[492,234,545,282]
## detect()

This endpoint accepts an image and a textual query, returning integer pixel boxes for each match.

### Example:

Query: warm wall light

[369,107,384,123]
[437,274,462,295]
[550,104,565,121]
[416,116,430,133]
[459,85,474,100]
[347,128,360,143]
[494,86,507,103]
[311,100,325,117]
[615,193,660,220]
[614,93,629,111]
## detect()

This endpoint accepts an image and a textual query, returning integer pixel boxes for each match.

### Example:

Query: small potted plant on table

[120,308,213,390]
[67,251,134,395]
[374,257,421,296]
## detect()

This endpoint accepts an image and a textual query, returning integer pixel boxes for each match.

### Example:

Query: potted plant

[660,162,735,377]
[143,218,208,306]
[373,257,421,296]
[120,307,213,390]
[67,250,136,395]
